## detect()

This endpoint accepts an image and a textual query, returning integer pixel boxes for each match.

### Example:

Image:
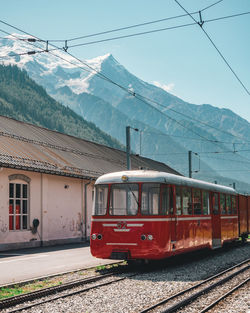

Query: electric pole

[126,126,131,170]
[188,150,192,178]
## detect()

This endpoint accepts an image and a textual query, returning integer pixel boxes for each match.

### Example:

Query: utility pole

[126,126,139,170]
[126,126,131,170]
[188,150,192,178]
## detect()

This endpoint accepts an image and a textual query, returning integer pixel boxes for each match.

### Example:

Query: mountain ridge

[1,34,250,193]
[0,64,122,150]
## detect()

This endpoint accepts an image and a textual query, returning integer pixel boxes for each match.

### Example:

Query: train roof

[95,170,236,195]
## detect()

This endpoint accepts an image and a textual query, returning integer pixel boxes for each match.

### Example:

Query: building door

[211,192,221,248]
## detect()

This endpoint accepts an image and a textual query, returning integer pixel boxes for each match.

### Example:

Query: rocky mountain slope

[1,34,250,192]
[0,64,122,149]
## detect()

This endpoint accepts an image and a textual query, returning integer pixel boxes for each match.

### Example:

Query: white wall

[0,167,95,251]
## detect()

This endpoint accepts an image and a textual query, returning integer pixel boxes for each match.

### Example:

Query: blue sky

[1,0,250,121]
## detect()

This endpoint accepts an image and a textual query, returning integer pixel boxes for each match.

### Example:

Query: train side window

[94,185,108,216]
[232,196,237,214]
[183,187,192,215]
[161,186,170,215]
[141,183,160,215]
[226,195,232,214]
[193,189,202,215]
[169,187,174,215]
[176,187,182,215]
[220,194,226,214]
[202,191,210,215]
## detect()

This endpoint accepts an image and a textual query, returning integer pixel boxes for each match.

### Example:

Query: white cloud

[153,81,175,92]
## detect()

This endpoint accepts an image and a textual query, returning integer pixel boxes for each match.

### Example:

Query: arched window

[9,174,30,231]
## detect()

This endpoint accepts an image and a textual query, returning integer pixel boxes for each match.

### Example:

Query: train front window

[93,185,108,216]
[109,184,139,216]
[141,183,160,215]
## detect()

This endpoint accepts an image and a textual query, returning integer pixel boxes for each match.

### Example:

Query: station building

[0,115,180,251]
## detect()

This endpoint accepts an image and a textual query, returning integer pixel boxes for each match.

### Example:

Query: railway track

[139,258,250,313]
[0,269,136,312]
[1,255,249,313]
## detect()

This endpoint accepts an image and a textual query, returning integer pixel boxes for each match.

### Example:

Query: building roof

[0,115,181,179]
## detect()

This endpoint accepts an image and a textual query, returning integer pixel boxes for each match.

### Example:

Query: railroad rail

[198,276,250,313]
[139,258,250,313]
[1,257,249,313]
[0,270,135,312]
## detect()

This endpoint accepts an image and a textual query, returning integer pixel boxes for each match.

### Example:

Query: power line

[66,22,197,49]
[59,12,250,50]
[200,155,250,165]
[1,11,249,50]
[48,0,224,42]
[53,13,197,42]
[143,149,250,156]
[0,35,242,149]
[137,93,250,144]
[1,29,250,146]
[0,19,249,148]
[174,0,250,96]
[200,0,223,12]
[198,169,250,173]
[142,129,250,145]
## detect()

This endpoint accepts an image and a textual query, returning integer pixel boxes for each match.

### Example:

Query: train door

[170,189,177,251]
[161,185,176,251]
[211,192,221,248]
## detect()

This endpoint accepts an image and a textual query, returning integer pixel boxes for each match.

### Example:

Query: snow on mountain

[1,34,250,192]
[0,35,112,94]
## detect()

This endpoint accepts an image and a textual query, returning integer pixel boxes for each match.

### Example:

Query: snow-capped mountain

[1,34,250,192]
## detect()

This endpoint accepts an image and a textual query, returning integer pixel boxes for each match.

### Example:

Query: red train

[90,170,250,261]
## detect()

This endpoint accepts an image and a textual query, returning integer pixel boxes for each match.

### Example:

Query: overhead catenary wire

[1,28,250,146]
[174,0,250,96]
[0,28,247,150]
[200,155,250,165]
[0,13,249,147]
[141,129,250,145]
[44,0,225,42]
[1,11,249,50]
[50,12,250,50]
[200,0,223,12]
[143,149,250,156]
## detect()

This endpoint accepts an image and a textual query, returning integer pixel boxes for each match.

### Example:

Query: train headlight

[91,234,97,240]
[147,234,153,241]
[97,234,103,240]
[141,234,146,241]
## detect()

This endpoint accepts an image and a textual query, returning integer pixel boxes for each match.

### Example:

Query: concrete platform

[0,243,120,286]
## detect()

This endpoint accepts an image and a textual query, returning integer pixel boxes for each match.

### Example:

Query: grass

[96,261,127,273]
[0,262,125,300]
[0,279,62,300]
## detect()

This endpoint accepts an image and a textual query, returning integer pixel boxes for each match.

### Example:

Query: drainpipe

[84,181,91,241]
[40,173,43,246]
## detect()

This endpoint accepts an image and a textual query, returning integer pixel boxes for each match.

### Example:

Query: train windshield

[93,185,108,215]
[109,183,139,216]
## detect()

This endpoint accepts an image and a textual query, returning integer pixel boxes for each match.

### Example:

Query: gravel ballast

[3,243,250,313]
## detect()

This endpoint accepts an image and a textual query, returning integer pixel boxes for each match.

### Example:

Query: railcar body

[90,170,249,261]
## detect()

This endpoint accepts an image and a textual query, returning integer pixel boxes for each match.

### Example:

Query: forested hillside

[0,64,122,149]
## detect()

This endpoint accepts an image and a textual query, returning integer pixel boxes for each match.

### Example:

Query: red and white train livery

[90,170,249,261]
